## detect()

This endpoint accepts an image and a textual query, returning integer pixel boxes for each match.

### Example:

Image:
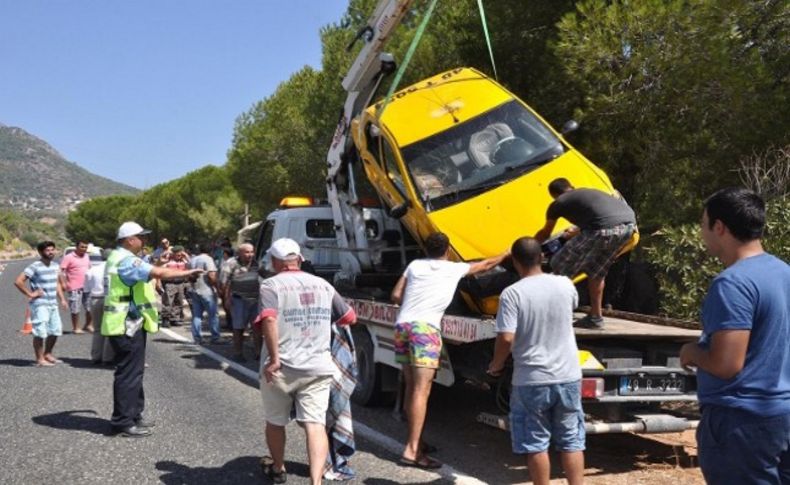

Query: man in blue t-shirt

[680,187,790,483]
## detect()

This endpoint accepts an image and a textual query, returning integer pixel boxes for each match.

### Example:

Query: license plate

[619,373,685,395]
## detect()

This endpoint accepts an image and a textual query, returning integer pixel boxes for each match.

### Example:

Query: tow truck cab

[352,67,638,314]
[252,198,405,284]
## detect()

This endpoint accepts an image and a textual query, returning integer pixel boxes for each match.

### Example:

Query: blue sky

[0,0,348,189]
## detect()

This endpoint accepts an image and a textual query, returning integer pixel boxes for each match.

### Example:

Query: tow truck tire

[351,327,384,406]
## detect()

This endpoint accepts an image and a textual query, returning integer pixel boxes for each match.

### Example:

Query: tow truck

[252,0,700,434]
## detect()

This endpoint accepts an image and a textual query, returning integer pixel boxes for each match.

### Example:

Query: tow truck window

[306,219,335,239]
[401,100,565,211]
[256,220,275,261]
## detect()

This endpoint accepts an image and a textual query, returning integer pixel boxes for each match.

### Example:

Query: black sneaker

[574,314,605,329]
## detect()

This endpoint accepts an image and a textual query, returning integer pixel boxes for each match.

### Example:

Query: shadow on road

[364,479,453,485]
[156,457,309,484]
[0,358,34,367]
[180,351,224,370]
[60,357,113,369]
[31,409,111,435]
[152,337,191,345]
[585,432,698,473]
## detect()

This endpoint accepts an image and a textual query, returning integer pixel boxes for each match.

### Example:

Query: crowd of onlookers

[13,236,264,366]
[142,237,262,359]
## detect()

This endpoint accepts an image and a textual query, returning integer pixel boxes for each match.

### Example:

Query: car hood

[426,150,615,261]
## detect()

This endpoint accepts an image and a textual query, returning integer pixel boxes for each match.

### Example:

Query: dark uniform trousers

[161,281,186,325]
[109,330,147,429]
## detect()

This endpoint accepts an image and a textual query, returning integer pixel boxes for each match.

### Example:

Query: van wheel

[351,327,383,406]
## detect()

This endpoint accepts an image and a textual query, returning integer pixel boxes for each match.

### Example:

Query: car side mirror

[561,120,579,135]
[388,200,411,219]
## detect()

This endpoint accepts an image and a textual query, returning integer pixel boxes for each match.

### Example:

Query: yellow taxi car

[352,67,637,314]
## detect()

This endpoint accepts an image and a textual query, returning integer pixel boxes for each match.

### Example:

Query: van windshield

[400,100,565,211]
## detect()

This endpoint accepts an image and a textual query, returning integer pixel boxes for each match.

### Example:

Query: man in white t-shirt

[390,232,508,469]
[256,238,356,485]
[488,237,584,485]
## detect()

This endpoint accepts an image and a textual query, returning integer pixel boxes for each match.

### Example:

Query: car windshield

[400,100,565,211]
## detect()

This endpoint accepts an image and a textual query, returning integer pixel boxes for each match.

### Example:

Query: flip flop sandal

[35,362,55,367]
[399,456,443,470]
[260,456,287,484]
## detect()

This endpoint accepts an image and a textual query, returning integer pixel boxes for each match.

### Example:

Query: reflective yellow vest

[101,247,159,336]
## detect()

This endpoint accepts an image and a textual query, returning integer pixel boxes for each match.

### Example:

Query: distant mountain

[0,123,139,214]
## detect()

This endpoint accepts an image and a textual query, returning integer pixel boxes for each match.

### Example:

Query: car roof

[365,67,513,147]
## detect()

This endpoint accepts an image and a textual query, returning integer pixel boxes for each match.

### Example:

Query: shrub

[644,196,789,320]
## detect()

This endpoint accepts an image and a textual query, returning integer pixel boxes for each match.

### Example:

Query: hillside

[0,123,139,213]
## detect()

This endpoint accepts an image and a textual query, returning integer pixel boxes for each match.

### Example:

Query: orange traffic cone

[19,307,33,334]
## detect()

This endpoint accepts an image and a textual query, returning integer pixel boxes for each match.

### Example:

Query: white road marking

[159,327,487,485]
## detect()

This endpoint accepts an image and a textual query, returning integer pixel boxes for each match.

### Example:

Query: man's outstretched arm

[467,251,510,276]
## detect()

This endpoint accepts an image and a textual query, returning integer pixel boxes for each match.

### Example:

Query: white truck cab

[253,198,407,282]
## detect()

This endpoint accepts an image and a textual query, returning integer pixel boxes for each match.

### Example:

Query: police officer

[104,222,202,437]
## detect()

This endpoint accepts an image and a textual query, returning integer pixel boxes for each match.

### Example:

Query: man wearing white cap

[255,238,356,485]
[103,221,203,437]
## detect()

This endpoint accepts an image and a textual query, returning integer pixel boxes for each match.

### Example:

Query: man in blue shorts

[489,237,585,485]
[15,241,68,367]
[680,187,790,483]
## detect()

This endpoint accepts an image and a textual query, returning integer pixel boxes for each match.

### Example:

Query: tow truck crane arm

[325,0,413,285]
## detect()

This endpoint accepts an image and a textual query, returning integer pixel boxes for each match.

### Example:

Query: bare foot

[72,328,85,334]
[44,355,63,364]
[35,360,55,367]
[83,326,95,333]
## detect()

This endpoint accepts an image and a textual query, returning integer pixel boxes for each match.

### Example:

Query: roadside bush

[20,231,40,247]
[644,196,790,320]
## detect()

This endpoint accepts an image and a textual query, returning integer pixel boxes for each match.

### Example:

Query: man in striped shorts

[535,178,637,329]
[14,241,67,366]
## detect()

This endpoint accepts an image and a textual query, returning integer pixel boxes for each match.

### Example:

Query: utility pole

[241,203,250,228]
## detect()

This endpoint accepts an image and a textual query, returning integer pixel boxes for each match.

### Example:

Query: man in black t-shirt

[535,178,637,329]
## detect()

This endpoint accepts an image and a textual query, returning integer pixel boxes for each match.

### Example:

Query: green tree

[65,195,136,248]
[553,0,789,228]
[67,165,244,248]
[127,165,244,244]
[227,67,326,215]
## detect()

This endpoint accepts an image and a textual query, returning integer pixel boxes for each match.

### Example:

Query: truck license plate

[619,374,685,395]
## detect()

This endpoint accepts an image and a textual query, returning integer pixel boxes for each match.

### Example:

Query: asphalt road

[0,258,704,484]
[0,259,476,484]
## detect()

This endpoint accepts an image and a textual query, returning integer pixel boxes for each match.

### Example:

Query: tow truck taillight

[581,378,604,398]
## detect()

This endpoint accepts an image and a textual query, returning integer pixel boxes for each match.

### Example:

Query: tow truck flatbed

[573,313,700,340]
